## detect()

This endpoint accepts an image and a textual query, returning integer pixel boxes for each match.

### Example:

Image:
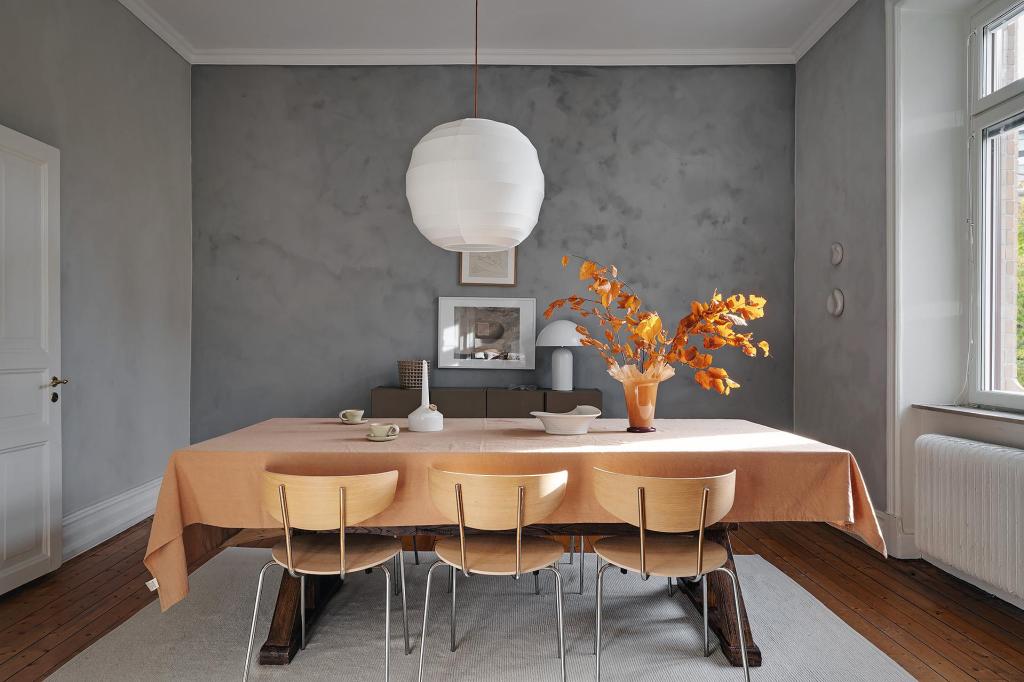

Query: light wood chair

[243,470,410,682]
[418,467,570,682]
[591,468,748,681]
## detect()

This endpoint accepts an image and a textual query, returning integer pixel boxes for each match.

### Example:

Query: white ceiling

[120,0,860,65]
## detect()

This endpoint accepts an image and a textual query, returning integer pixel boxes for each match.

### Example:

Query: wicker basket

[398,360,430,390]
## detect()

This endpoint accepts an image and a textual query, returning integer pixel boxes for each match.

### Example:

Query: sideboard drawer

[433,388,488,418]
[371,386,602,419]
[371,387,487,418]
[486,389,544,418]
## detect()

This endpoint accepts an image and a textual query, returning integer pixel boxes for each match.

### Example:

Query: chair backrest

[593,468,735,533]
[262,470,399,530]
[427,468,568,530]
[262,470,398,576]
[427,467,568,577]
[593,468,735,577]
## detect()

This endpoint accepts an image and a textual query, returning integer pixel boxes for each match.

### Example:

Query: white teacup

[368,422,399,439]
[340,409,364,423]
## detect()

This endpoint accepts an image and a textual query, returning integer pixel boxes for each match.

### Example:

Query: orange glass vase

[609,361,675,433]
[622,376,662,432]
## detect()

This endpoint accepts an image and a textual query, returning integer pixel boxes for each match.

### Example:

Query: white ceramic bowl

[530,405,602,435]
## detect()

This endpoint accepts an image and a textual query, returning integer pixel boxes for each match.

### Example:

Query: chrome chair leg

[242,560,277,682]
[541,565,567,682]
[299,574,307,650]
[418,560,447,682]
[702,574,712,656]
[712,567,750,682]
[594,562,613,680]
[558,535,575,567]
[450,563,458,652]
[393,555,401,595]
[380,564,393,682]
[399,550,411,654]
[447,564,453,593]
[578,540,585,595]
[548,566,561,658]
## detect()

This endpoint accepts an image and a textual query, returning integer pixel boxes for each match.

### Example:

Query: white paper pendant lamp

[406,118,544,252]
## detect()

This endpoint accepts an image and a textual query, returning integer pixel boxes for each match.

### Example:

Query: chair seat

[271,533,401,575]
[593,533,728,578]
[435,535,564,576]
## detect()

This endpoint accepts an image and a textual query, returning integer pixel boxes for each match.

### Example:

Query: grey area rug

[53,548,911,681]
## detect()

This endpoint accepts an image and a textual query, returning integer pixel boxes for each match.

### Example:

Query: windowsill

[912,403,1024,426]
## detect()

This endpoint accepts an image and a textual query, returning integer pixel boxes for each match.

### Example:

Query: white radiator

[916,434,1024,602]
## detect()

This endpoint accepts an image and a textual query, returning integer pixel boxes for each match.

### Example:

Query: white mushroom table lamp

[536,320,584,392]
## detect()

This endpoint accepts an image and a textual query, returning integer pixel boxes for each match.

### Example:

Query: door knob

[48,376,69,388]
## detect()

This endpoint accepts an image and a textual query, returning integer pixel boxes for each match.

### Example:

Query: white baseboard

[875,510,920,559]
[62,477,162,561]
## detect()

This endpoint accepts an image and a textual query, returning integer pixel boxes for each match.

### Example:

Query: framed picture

[459,248,517,286]
[438,297,536,369]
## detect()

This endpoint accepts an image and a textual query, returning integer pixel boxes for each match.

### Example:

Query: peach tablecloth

[145,417,885,610]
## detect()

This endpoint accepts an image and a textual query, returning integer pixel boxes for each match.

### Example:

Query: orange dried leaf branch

[548,254,771,396]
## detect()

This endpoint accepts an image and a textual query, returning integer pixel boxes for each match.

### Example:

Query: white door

[0,124,61,595]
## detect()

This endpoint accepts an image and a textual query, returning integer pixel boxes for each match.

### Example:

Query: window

[980,114,1024,394]
[971,1,1024,410]
[987,6,1024,95]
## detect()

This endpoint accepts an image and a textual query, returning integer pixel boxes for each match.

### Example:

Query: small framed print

[459,248,517,286]
[437,297,536,369]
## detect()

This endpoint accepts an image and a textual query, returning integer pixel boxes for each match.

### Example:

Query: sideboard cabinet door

[486,389,544,418]
[433,388,487,418]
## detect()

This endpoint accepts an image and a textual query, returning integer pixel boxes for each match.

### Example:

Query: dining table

[144,417,885,669]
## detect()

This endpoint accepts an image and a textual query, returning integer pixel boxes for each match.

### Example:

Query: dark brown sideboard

[370,387,602,418]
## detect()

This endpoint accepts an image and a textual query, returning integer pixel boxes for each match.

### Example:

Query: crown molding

[792,0,860,60]
[189,47,797,66]
[119,0,196,62]
[119,0,861,67]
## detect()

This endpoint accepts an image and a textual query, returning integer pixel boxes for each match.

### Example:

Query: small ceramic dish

[530,405,602,435]
[341,418,369,425]
[366,434,398,442]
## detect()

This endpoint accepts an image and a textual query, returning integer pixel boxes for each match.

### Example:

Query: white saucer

[366,434,398,442]
[340,418,369,425]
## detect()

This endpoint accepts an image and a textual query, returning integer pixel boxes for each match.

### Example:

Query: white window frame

[968,0,1024,410]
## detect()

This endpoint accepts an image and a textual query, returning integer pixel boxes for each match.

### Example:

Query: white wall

[887,0,971,555]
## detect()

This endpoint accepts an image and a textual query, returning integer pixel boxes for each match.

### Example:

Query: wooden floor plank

[733,526,946,681]
[730,531,755,555]
[741,523,979,681]
[794,522,1024,666]
[0,549,148,662]
[0,522,151,624]
[0,562,154,679]
[765,523,1019,680]
[821,522,1024,633]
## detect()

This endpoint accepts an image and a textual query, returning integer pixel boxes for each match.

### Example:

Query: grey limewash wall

[0,0,192,514]
[191,65,795,442]
[795,0,888,502]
